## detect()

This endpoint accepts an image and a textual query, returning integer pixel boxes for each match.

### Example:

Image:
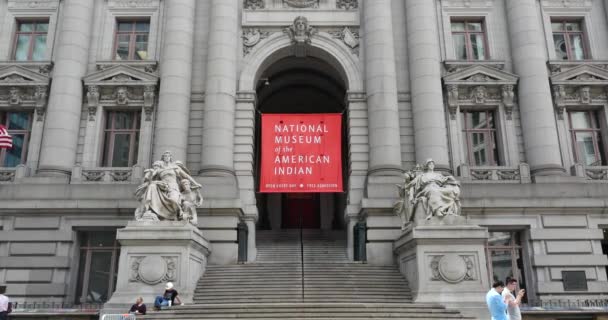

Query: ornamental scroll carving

[244,0,265,10]
[242,28,270,56]
[130,256,177,285]
[549,64,608,120]
[0,66,51,121]
[336,0,358,9]
[329,27,359,55]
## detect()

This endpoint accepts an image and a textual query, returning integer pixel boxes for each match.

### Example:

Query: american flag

[0,125,12,149]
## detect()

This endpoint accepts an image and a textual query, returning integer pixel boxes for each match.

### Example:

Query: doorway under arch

[254,55,348,231]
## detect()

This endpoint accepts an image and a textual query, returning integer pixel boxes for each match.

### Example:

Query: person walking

[486,281,508,320]
[502,278,525,320]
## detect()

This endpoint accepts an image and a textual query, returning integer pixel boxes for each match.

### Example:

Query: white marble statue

[134,151,203,224]
[395,159,461,226]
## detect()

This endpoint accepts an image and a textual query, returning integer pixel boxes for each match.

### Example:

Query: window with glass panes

[461,110,499,166]
[102,111,140,167]
[75,231,120,304]
[451,19,487,60]
[113,20,150,60]
[552,20,587,60]
[12,20,48,61]
[0,112,32,167]
[568,110,606,166]
[486,231,527,303]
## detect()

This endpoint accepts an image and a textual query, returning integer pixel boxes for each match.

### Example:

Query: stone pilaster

[200,0,239,176]
[153,0,196,162]
[37,0,95,177]
[362,0,403,175]
[405,0,450,170]
[506,0,564,176]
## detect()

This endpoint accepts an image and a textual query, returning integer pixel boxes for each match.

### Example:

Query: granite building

[0,0,607,312]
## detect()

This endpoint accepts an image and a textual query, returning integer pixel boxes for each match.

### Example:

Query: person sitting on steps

[154,282,181,310]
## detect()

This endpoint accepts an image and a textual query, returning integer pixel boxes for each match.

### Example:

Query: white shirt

[502,288,522,320]
[0,294,9,312]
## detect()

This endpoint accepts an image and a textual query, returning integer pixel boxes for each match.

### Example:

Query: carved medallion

[283,0,318,8]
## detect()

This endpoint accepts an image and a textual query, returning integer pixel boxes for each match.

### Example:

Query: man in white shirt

[502,278,525,320]
[0,285,9,320]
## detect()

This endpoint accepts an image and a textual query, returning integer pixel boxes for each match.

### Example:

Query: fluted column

[199,0,239,176]
[405,0,450,169]
[37,0,95,176]
[363,0,403,175]
[506,0,564,175]
[153,0,196,162]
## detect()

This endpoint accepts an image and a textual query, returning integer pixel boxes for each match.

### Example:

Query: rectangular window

[102,111,140,167]
[12,19,49,61]
[461,110,499,166]
[552,20,587,60]
[75,231,120,304]
[602,228,607,278]
[113,19,150,60]
[451,19,487,60]
[486,231,528,303]
[0,112,32,167]
[568,110,605,166]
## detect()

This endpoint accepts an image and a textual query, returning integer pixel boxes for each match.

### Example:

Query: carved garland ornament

[329,27,359,55]
[244,0,265,10]
[242,28,270,56]
[283,0,318,8]
[336,0,358,9]
[130,256,177,285]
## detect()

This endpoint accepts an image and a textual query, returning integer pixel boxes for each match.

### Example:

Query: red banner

[260,114,343,193]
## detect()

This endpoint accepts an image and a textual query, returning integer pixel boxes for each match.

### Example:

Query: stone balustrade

[71,165,143,184]
[458,163,531,183]
[571,164,608,182]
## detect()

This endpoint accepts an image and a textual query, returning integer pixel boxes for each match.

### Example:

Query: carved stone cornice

[540,0,592,9]
[442,63,518,120]
[549,63,608,120]
[108,0,160,9]
[83,64,159,121]
[8,0,59,11]
[441,0,493,8]
[0,65,51,121]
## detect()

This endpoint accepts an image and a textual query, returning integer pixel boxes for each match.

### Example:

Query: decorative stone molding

[71,165,143,183]
[441,0,493,8]
[549,63,608,120]
[458,163,531,183]
[108,0,159,9]
[329,27,359,55]
[571,164,608,181]
[129,255,177,285]
[83,64,159,121]
[336,0,357,9]
[236,91,257,104]
[0,65,51,121]
[345,91,366,103]
[244,0,265,10]
[7,0,59,10]
[284,16,317,57]
[429,254,476,283]
[443,63,518,120]
[242,28,271,56]
[283,0,318,8]
[540,0,592,8]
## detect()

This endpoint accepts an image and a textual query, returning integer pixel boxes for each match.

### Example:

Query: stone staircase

[140,229,474,319]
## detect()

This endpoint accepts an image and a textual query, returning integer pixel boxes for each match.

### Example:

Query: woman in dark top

[154,282,181,309]
[129,297,146,315]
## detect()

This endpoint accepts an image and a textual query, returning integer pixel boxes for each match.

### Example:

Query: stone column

[362,0,403,175]
[153,0,196,162]
[200,0,239,176]
[506,0,564,176]
[405,0,450,169]
[37,0,95,177]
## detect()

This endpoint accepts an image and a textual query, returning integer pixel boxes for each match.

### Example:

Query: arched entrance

[254,56,348,231]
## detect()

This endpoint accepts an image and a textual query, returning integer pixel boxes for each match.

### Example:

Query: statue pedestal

[394,216,489,319]
[103,221,210,313]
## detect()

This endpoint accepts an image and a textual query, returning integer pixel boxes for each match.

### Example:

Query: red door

[282,193,320,229]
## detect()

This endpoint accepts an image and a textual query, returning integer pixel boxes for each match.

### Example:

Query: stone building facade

[0,0,607,308]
